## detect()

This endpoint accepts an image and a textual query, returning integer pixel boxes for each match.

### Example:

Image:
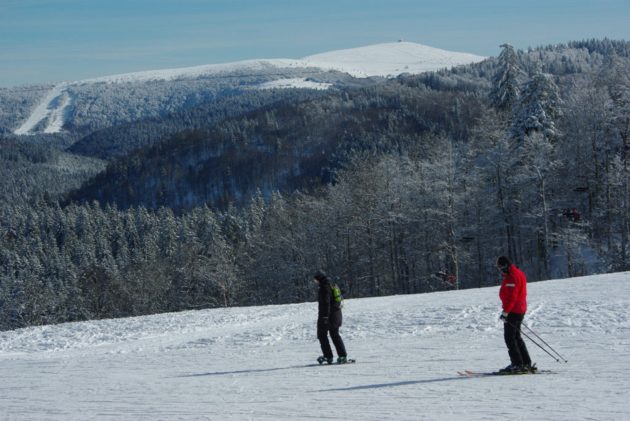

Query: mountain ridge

[9,41,486,136]
[33,41,488,87]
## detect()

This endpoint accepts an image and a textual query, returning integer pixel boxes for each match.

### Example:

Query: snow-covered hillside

[0,272,628,420]
[11,42,486,135]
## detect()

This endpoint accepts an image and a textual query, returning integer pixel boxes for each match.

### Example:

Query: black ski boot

[317,356,333,365]
[498,364,527,374]
[524,363,537,373]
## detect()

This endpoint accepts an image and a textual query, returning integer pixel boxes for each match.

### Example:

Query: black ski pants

[317,311,346,359]
[504,313,532,366]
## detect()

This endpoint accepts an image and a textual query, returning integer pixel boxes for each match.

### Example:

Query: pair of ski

[317,358,356,365]
[458,368,553,377]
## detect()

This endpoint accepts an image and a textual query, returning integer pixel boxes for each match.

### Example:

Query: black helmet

[314,270,327,281]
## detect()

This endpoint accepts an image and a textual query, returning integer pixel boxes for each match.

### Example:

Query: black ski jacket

[318,277,342,328]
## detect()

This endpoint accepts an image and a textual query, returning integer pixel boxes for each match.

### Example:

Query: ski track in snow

[0,272,629,420]
[13,83,70,135]
[43,90,72,134]
[12,42,486,136]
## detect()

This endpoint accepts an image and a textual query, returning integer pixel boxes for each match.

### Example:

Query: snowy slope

[13,83,69,135]
[0,272,628,420]
[12,42,486,135]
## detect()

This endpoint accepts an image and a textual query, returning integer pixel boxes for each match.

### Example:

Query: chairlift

[561,207,581,222]
[434,270,457,287]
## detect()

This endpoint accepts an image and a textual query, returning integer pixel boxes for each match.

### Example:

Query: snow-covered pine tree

[511,70,562,141]
[490,44,524,112]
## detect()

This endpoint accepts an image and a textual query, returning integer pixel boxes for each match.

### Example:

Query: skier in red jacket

[497,256,534,373]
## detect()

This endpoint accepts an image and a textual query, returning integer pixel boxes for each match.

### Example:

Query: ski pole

[505,320,562,363]
[521,323,568,363]
[516,326,562,363]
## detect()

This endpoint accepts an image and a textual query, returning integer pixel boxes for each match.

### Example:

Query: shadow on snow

[177,364,470,391]
[316,376,468,392]
[177,364,324,377]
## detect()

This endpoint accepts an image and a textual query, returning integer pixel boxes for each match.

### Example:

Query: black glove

[499,311,508,322]
[319,317,329,326]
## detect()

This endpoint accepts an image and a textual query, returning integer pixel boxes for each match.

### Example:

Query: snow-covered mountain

[7,42,486,136]
[1,272,628,420]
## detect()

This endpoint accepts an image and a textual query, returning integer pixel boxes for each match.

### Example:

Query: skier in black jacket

[314,270,348,364]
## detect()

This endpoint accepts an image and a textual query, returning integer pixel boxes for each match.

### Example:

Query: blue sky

[1,0,628,87]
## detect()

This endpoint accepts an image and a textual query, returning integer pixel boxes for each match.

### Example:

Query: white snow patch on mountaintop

[0,272,629,420]
[13,42,486,135]
[302,41,487,77]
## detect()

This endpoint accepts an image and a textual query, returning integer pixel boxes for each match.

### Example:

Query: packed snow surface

[13,42,486,135]
[0,272,628,420]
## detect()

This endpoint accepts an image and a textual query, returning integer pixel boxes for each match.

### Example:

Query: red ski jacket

[499,264,527,314]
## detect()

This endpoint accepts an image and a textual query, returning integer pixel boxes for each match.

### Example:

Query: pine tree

[490,44,524,112]
[512,71,563,141]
